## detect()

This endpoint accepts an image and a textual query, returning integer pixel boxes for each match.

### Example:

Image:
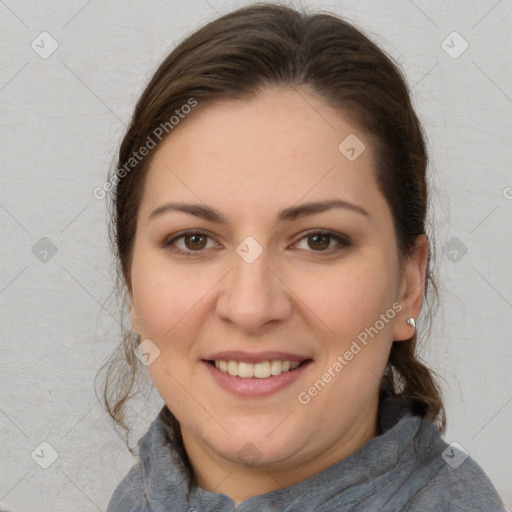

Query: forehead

[140,86,386,222]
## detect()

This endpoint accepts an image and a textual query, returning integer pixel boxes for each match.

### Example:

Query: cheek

[297,258,398,412]
[131,254,203,339]
[132,263,209,408]
[297,252,399,341]
[130,254,226,389]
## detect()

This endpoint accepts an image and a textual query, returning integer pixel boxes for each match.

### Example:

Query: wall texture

[1,0,511,510]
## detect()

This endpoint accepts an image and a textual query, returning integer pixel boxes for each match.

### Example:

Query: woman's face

[129,86,425,479]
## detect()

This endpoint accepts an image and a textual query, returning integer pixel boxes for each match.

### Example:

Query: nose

[215,247,293,334]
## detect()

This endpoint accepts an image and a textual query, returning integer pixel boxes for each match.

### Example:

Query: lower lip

[202,360,313,398]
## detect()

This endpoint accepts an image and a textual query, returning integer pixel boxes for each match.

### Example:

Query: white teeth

[238,362,254,378]
[213,359,304,378]
[227,360,238,376]
[270,360,282,375]
[253,361,270,378]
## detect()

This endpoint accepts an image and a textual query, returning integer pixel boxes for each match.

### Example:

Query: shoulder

[106,463,148,512]
[406,422,505,511]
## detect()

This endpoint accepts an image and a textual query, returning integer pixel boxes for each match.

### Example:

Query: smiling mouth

[207,359,312,378]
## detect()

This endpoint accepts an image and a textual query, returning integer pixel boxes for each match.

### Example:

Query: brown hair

[96,2,445,448]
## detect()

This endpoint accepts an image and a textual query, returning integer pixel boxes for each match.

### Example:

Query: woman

[100,3,506,510]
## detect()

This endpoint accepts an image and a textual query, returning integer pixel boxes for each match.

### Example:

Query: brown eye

[295,230,351,254]
[308,233,330,250]
[163,231,216,255]
[183,233,208,250]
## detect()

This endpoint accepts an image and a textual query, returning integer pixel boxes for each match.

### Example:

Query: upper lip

[204,350,312,364]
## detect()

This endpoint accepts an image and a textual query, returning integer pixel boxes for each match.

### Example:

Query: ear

[393,234,429,341]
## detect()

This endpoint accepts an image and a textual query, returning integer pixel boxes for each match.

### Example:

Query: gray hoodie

[107,397,506,511]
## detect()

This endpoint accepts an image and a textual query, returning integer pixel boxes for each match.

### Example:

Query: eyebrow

[148,199,369,224]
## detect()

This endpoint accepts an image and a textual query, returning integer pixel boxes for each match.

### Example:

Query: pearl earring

[406,317,416,328]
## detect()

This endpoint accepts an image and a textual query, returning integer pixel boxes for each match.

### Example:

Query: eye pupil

[309,234,330,250]
[186,233,207,250]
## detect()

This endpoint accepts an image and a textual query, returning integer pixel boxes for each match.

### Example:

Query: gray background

[1,0,511,510]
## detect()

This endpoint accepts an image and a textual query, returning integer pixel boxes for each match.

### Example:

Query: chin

[211,426,308,467]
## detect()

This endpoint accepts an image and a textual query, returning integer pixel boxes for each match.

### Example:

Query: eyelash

[162,230,351,257]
